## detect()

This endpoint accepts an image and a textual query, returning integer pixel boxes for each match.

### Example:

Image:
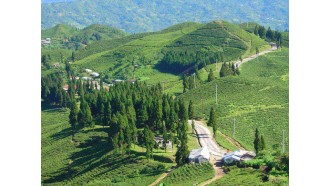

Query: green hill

[179,48,289,151]
[69,21,268,84]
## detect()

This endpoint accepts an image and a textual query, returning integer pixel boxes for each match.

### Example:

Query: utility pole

[233,118,236,138]
[282,129,285,153]
[215,83,218,105]
[193,73,196,89]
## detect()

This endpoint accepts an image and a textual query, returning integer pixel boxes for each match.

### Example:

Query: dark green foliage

[69,99,78,140]
[144,126,155,160]
[175,121,189,166]
[191,120,195,134]
[208,69,215,82]
[207,107,216,127]
[188,100,194,119]
[254,128,260,155]
[260,135,266,151]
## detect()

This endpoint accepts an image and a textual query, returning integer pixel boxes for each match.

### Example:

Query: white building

[91,72,99,77]
[189,147,211,163]
[85,69,93,73]
[222,149,255,164]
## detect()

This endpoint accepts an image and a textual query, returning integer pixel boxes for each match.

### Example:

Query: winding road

[188,120,226,160]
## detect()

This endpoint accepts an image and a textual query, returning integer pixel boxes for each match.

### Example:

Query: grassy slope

[70,21,268,96]
[42,102,200,185]
[209,166,263,186]
[161,163,214,186]
[180,48,289,151]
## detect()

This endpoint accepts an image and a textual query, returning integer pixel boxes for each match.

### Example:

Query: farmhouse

[222,149,255,164]
[113,79,124,83]
[85,69,93,73]
[189,147,210,163]
[91,72,99,77]
[154,136,173,151]
[41,38,51,45]
[53,63,59,68]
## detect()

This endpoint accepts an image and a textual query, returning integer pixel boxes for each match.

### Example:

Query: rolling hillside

[68,21,269,87]
[41,0,289,33]
[180,48,289,151]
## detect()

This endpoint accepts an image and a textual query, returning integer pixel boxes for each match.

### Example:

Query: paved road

[188,120,226,160]
[235,46,278,68]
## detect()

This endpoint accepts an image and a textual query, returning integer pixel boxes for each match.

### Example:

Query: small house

[85,69,93,73]
[222,149,256,164]
[154,136,173,151]
[91,72,99,77]
[53,63,59,68]
[189,147,210,163]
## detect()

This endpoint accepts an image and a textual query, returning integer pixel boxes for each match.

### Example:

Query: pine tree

[213,121,217,138]
[254,128,260,155]
[69,100,79,141]
[188,100,194,119]
[71,52,75,62]
[162,122,168,152]
[207,107,216,127]
[208,69,215,82]
[144,126,154,160]
[254,25,259,36]
[175,121,189,166]
[183,74,188,93]
[260,135,266,151]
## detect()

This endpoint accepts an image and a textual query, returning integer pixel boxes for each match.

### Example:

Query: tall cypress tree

[207,107,216,127]
[69,99,79,141]
[254,128,260,155]
[188,100,194,119]
[260,135,266,151]
[175,121,189,166]
[208,69,215,82]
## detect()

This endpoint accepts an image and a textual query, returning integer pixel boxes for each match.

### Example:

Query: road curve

[188,120,226,160]
[235,45,278,68]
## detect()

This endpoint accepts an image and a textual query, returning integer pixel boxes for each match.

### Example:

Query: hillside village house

[41,38,51,45]
[154,136,173,151]
[222,149,255,164]
[189,147,210,163]
[53,63,59,68]
[85,69,93,73]
[91,72,99,77]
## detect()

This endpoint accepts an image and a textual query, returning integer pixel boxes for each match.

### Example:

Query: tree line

[253,25,282,46]
[158,50,224,74]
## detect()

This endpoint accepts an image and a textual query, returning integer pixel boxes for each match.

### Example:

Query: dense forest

[41,63,193,165]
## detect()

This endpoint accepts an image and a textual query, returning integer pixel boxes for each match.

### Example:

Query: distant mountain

[41,0,75,3]
[41,0,288,33]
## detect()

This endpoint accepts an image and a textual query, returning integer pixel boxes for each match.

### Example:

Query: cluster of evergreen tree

[182,66,202,93]
[207,107,217,137]
[64,77,190,164]
[41,72,72,107]
[41,54,52,69]
[219,62,240,77]
[159,50,224,74]
[253,128,266,155]
[253,25,282,45]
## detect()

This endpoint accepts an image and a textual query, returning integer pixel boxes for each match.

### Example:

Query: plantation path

[198,155,224,186]
[235,45,278,68]
[149,172,169,186]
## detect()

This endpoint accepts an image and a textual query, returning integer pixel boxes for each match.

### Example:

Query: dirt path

[149,172,169,186]
[198,156,224,186]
